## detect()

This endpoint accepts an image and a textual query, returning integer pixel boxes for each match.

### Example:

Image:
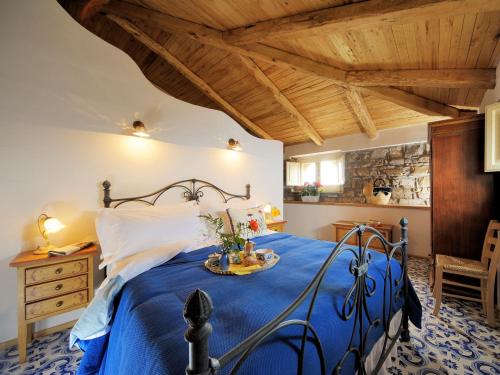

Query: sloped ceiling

[58,0,499,145]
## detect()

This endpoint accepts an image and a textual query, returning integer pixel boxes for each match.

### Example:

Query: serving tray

[204,253,280,276]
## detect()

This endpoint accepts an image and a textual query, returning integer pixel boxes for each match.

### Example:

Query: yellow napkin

[232,270,252,275]
[229,263,262,275]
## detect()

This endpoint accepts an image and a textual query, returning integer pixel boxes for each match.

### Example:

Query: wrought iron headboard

[102,179,250,208]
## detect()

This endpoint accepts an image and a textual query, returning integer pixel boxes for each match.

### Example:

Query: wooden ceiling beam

[80,0,109,22]
[100,2,468,119]
[106,15,273,140]
[237,56,324,145]
[347,69,496,89]
[223,0,500,45]
[239,44,347,85]
[344,88,378,139]
[361,87,462,118]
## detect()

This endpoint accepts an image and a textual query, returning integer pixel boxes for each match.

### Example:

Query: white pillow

[105,239,194,281]
[227,205,268,239]
[198,200,257,243]
[96,201,202,268]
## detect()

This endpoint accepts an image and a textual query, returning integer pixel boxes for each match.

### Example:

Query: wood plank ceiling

[59,0,500,146]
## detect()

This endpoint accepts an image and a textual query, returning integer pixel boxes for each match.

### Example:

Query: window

[320,159,344,186]
[300,162,316,184]
[286,161,300,186]
[286,153,345,192]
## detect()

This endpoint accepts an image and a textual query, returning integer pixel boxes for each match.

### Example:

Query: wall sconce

[227,138,242,151]
[34,214,65,254]
[132,120,150,138]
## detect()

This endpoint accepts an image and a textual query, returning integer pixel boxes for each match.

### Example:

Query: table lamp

[34,214,65,255]
[264,204,272,223]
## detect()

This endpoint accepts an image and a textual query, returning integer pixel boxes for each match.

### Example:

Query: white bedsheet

[365,309,402,374]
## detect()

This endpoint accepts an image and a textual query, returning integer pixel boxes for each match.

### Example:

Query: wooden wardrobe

[430,115,499,261]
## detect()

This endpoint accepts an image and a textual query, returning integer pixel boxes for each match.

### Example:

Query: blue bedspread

[77,233,421,375]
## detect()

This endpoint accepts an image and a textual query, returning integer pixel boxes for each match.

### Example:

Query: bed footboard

[184,218,410,375]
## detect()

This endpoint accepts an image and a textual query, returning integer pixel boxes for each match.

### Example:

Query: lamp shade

[43,217,65,234]
[227,138,242,151]
[34,214,65,254]
[132,120,150,138]
[263,204,272,213]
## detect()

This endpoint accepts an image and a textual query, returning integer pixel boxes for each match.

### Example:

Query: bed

[73,179,421,375]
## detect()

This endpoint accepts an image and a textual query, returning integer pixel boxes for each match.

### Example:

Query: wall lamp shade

[34,214,65,255]
[227,138,242,151]
[132,120,150,138]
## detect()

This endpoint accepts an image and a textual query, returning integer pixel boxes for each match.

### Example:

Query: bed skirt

[365,309,401,373]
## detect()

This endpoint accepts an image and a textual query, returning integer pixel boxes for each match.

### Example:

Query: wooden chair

[433,220,500,327]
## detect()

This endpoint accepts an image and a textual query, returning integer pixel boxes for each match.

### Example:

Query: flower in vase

[248,219,259,232]
[271,206,281,218]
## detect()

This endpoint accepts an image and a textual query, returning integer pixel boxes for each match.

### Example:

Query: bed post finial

[184,289,219,375]
[103,180,111,208]
[400,217,410,342]
[245,184,250,199]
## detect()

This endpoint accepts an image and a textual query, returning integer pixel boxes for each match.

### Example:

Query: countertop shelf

[284,200,430,210]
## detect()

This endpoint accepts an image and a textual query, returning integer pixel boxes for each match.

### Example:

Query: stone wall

[285,142,430,206]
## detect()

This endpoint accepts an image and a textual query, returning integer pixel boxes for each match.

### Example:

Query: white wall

[285,203,430,257]
[285,123,429,158]
[0,1,282,342]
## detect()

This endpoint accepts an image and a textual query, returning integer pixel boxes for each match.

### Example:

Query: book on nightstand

[48,241,94,256]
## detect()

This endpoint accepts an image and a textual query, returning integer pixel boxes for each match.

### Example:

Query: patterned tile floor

[389,258,500,375]
[0,258,498,374]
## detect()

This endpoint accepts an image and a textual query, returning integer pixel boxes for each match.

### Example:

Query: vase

[219,252,229,271]
[301,195,320,203]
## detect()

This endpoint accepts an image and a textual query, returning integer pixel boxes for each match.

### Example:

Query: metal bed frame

[102,178,250,208]
[102,179,410,375]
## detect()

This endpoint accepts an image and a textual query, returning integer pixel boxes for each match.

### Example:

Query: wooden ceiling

[59,0,500,145]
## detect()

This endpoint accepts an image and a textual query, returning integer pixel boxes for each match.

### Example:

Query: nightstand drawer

[25,290,88,320]
[266,220,287,232]
[268,223,282,232]
[25,275,88,302]
[25,259,88,285]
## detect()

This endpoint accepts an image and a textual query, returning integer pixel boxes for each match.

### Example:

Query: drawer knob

[55,284,63,291]
[56,301,64,307]
[55,267,63,274]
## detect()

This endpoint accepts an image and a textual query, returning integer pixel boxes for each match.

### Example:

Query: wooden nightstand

[333,221,393,252]
[9,245,99,363]
[266,220,287,232]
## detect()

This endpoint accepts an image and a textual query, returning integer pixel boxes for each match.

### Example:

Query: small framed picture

[485,102,500,172]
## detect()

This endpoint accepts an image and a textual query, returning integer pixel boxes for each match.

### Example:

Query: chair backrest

[481,220,500,273]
